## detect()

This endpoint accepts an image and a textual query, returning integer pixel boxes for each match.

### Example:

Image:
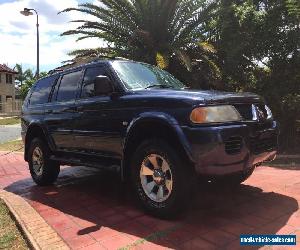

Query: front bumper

[182,120,278,176]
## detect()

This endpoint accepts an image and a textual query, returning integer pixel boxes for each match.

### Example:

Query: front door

[73,66,123,158]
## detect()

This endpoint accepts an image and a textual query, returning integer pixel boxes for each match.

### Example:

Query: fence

[0,100,23,116]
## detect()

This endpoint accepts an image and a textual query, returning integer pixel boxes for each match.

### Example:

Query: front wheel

[28,138,60,186]
[130,139,193,218]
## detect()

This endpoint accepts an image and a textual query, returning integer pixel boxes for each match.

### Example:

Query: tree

[19,71,48,100]
[212,0,300,151]
[14,64,35,87]
[60,0,219,76]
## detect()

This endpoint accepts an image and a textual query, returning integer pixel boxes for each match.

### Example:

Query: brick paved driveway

[0,153,299,249]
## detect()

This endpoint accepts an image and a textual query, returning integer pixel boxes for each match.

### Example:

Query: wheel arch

[24,123,53,161]
[122,113,194,180]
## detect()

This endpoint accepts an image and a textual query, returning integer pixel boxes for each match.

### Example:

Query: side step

[49,155,121,172]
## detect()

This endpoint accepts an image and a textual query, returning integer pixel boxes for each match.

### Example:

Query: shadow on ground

[4,166,299,249]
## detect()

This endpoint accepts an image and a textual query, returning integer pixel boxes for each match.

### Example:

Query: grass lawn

[0,140,24,152]
[0,117,21,126]
[0,200,28,249]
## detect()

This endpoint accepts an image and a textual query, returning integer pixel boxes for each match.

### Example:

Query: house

[0,64,17,113]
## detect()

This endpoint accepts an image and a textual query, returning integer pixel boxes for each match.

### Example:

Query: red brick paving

[0,152,299,249]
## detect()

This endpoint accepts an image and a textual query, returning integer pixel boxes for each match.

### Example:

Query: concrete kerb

[0,189,69,250]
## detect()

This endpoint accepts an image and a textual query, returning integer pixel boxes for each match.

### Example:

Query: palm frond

[173,1,218,46]
[198,41,216,53]
[156,52,169,69]
[60,0,218,71]
[176,50,192,71]
[201,55,221,79]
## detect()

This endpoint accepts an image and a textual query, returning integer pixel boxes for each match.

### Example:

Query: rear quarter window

[30,75,58,105]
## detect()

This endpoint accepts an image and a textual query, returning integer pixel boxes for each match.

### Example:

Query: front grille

[256,104,268,119]
[250,135,277,154]
[224,136,243,155]
[234,103,270,121]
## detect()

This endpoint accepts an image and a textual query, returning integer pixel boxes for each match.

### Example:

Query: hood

[133,89,263,104]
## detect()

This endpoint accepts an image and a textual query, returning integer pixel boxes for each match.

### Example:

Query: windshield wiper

[145,84,173,89]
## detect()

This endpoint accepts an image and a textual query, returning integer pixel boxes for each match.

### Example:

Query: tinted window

[56,70,81,102]
[30,76,57,105]
[81,67,107,98]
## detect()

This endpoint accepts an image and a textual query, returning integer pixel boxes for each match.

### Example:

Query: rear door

[44,69,83,151]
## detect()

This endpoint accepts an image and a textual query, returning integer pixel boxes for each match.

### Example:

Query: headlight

[265,105,273,119]
[190,105,242,124]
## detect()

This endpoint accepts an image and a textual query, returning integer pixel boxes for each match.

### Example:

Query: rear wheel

[130,139,193,218]
[28,138,60,186]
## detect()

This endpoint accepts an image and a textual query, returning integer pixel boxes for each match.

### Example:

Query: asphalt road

[0,124,21,144]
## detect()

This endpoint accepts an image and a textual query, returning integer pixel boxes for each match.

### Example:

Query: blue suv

[21,59,278,217]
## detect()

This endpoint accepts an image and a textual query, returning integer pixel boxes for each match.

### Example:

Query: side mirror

[94,75,113,96]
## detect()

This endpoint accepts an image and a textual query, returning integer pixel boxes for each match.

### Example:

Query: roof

[0,64,18,74]
[48,57,130,76]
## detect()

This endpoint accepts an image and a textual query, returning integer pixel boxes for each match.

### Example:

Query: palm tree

[15,64,25,86]
[14,64,35,87]
[60,0,218,72]
[19,70,47,100]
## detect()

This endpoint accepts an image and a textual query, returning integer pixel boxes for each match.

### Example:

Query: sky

[0,0,102,73]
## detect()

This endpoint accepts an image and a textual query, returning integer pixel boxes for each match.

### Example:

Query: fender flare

[24,122,55,160]
[121,112,195,179]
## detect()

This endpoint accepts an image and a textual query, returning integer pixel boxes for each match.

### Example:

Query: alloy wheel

[32,146,44,176]
[140,154,173,202]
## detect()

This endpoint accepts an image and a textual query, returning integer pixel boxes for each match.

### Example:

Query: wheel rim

[32,147,44,176]
[140,154,173,202]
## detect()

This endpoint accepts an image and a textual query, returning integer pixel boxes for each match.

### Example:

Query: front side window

[30,75,58,105]
[56,70,82,102]
[112,61,186,90]
[81,67,107,98]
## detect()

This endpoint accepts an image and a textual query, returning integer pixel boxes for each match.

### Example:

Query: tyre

[28,138,60,186]
[130,139,193,218]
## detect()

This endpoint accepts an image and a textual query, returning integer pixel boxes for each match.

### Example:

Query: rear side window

[56,70,82,102]
[30,76,58,105]
[81,67,107,98]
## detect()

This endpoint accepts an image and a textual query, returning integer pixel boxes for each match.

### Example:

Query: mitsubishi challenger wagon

[21,59,278,217]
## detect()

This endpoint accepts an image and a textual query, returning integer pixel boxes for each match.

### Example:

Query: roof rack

[47,68,64,75]
[48,56,129,75]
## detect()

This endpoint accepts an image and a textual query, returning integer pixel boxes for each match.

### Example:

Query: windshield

[112,61,186,90]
